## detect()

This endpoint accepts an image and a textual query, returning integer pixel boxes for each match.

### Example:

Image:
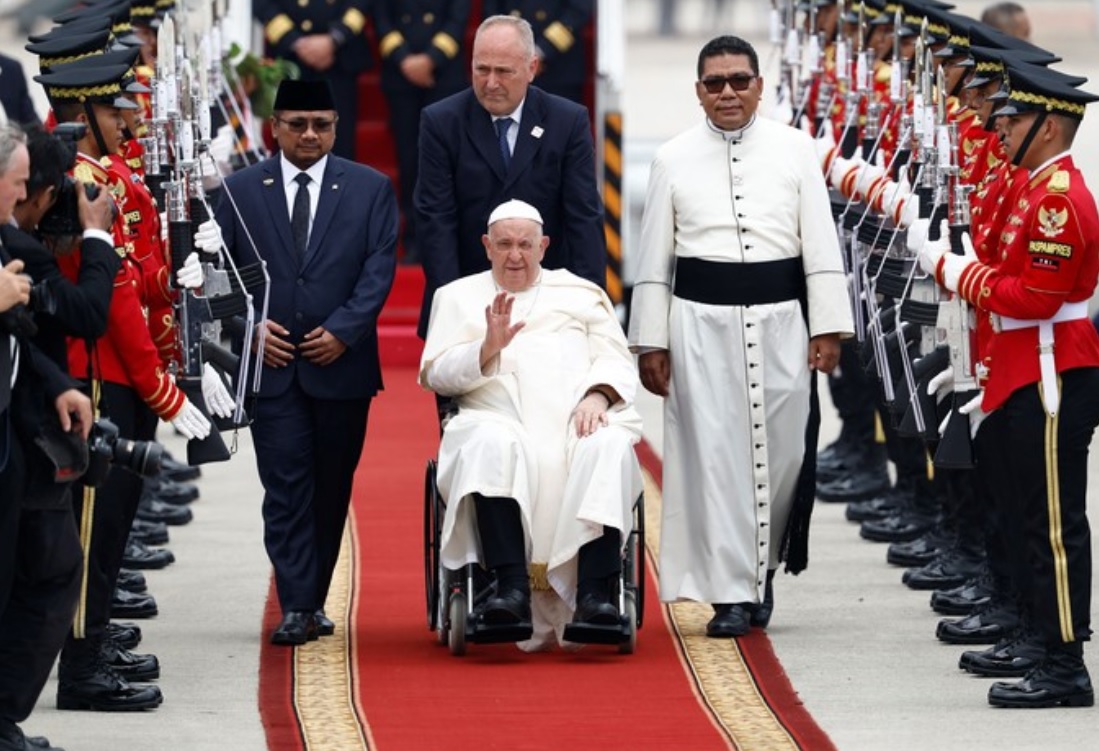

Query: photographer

[0,122,93,751]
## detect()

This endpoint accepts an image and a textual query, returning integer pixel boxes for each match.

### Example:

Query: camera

[0,275,56,337]
[37,122,117,237]
[82,417,165,488]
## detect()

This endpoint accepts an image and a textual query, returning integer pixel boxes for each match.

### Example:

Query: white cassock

[628,116,853,605]
[420,269,644,648]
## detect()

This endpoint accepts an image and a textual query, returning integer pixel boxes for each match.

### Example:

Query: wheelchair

[424,459,645,656]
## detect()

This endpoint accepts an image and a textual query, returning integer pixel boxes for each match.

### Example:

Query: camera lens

[112,438,164,478]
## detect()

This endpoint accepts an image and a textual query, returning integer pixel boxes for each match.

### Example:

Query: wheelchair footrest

[563,618,631,645]
[467,620,534,644]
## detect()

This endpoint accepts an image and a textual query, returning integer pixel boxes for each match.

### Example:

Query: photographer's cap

[488,200,543,228]
[34,61,140,110]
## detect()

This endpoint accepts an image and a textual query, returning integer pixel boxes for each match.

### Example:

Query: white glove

[176,252,203,289]
[193,219,223,255]
[208,125,235,175]
[917,219,952,276]
[906,217,931,255]
[828,155,860,196]
[926,366,954,402]
[170,399,212,440]
[813,120,836,168]
[159,210,168,244]
[201,363,235,418]
[854,160,886,200]
[938,230,977,292]
[958,390,988,439]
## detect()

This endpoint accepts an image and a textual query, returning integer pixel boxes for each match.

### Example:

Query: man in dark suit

[214,79,397,645]
[414,13,605,338]
[253,0,372,161]
[0,54,39,127]
[482,1,594,105]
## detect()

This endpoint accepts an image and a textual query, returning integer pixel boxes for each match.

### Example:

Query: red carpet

[259,366,837,751]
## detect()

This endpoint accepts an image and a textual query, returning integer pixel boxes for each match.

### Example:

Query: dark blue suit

[216,154,397,613]
[0,53,40,126]
[414,85,605,336]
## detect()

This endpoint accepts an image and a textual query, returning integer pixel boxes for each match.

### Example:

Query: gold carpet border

[292,513,375,750]
[642,469,800,751]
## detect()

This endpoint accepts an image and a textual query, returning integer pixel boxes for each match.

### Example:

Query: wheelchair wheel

[631,494,646,630]
[619,591,638,655]
[448,591,468,656]
[436,568,450,645]
[424,460,442,631]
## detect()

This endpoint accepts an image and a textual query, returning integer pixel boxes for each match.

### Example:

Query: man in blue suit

[413,14,605,338]
[213,80,397,646]
[0,53,39,126]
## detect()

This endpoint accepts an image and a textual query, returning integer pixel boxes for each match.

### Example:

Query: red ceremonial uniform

[62,152,187,422]
[948,155,1099,412]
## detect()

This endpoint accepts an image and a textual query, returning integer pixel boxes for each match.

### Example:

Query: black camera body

[83,417,164,488]
[0,276,56,337]
[37,122,117,237]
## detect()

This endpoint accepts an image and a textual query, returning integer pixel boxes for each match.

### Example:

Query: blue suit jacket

[0,54,40,126]
[216,154,398,400]
[413,85,606,336]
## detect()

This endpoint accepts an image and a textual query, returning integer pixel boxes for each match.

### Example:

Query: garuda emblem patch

[1038,206,1068,238]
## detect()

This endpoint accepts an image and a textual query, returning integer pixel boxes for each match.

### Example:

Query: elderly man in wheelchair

[419,200,644,652]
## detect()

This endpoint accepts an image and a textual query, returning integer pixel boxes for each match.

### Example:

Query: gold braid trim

[431,32,460,59]
[949,33,969,49]
[378,31,405,58]
[543,21,574,53]
[975,61,1003,75]
[266,14,295,45]
[41,50,98,68]
[341,8,366,34]
[47,82,124,101]
[1010,90,1086,116]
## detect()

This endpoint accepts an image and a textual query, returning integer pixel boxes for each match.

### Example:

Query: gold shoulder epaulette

[874,63,892,84]
[1048,169,1070,193]
[73,161,101,185]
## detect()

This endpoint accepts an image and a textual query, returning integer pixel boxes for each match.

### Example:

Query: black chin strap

[1011,111,1048,167]
[82,101,111,160]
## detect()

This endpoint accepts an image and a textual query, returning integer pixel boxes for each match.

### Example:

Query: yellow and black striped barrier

[603,111,624,304]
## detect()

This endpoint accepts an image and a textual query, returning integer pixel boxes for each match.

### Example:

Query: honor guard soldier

[33,58,212,712]
[253,0,371,160]
[482,1,594,106]
[918,61,1099,708]
[374,0,470,264]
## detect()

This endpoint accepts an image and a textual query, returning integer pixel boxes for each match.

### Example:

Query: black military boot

[929,568,996,616]
[860,475,940,543]
[988,642,1094,708]
[106,622,142,650]
[101,637,160,682]
[815,464,891,503]
[936,597,1020,645]
[57,639,163,711]
[901,540,985,591]
[961,629,1046,678]
[115,568,147,594]
[887,526,954,567]
[110,588,158,619]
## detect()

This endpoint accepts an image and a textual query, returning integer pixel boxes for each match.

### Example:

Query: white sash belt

[996,300,1089,416]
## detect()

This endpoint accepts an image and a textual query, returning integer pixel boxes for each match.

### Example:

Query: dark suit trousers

[251,379,370,612]
[60,382,146,670]
[0,507,82,724]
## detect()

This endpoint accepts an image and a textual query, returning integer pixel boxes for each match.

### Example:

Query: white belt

[995,300,1089,416]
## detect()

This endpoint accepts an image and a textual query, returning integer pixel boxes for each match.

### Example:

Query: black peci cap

[272,79,336,112]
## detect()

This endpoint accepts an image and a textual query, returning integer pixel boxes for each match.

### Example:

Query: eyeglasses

[276,116,338,134]
[699,74,757,94]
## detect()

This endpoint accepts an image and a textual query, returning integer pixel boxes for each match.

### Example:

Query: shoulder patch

[1048,170,1070,193]
[73,162,96,184]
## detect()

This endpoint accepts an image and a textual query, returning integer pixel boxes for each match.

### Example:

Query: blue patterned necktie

[495,117,513,170]
[291,172,312,259]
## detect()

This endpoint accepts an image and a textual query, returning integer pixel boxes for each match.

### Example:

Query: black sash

[672,257,806,306]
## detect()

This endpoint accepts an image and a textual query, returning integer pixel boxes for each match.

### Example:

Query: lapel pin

[531,126,544,139]
[263,178,274,186]
[331,183,339,190]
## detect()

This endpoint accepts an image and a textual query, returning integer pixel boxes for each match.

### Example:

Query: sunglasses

[699,74,757,94]
[276,116,338,134]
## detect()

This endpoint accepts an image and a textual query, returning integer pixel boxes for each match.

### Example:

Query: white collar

[706,114,757,142]
[280,153,328,187]
[492,97,526,127]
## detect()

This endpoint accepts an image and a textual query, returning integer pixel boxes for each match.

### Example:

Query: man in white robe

[420,199,643,650]
[628,35,853,638]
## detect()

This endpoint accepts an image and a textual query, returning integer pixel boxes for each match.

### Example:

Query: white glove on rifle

[958,391,988,440]
[917,219,952,277]
[176,252,203,289]
[927,366,954,402]
[193,219,224,255]
[201,363,235,419]
[170,399,212,440]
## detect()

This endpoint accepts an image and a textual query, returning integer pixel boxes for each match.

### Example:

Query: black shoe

[23,736,63,751]
[57,665,163,711]
[961,633,1046,678]
[750,572,775,628]
[816,469,891,503]
[159,452,201,483]
[271,611,318,646]
[480,587,531,626]
[930,572,995,616]
[902,549,985,591]
[988,652,1094,708]
[102,639,160,681]
[143,477,199,505]
[845,494,907,522]
[107,622,142,650]
[111,588,158,619]
[129,518,169,546]
[314,610,335,637]
[860,511,938,543]
[887,529,953,567]
[122,539,175,570]
[116,568,147,594]
[0,723,64,751]
[937,601,1020,645]
[706,604,751,638]
[572,593,619,626]
[136,498,193,526]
